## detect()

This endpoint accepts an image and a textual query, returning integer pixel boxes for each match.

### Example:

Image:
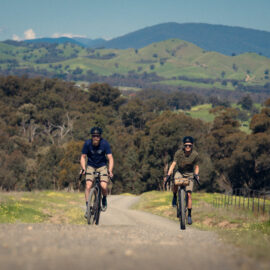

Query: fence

[212,188,270,216]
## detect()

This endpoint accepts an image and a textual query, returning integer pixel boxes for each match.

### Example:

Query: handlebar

[194,174,201,186]
[79,169,85,180]
[164,174,201,187]
[164,175,171,189]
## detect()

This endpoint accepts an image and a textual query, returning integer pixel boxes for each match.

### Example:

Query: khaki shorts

[174,171,194,192]
[86,166,109,183]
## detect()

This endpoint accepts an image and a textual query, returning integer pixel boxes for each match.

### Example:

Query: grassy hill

[103,22,270,57]
[0,39,270,92]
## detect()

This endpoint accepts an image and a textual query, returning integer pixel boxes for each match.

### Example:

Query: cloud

[52,33,86,38]
[24,29,36,40]
[12,34,21,41]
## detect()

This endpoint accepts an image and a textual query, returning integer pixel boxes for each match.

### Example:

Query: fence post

[247,190,250,210]
[243,190,245,209]
[238,189,241,208]
[263,194,266,215]
[257,192,260,214]
[252,191,255,212]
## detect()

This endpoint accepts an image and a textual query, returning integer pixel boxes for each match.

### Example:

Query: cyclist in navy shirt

[80,127,114,216]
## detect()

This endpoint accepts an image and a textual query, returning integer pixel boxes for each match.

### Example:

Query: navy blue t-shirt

[81,138,112,168]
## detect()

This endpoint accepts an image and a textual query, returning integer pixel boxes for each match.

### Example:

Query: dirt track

[0,195,268,270]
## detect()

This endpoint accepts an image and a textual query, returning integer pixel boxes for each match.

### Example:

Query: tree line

[0,75,269,193]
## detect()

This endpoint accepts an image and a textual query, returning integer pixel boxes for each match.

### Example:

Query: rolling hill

[103,23,270,57]
[21,23,270,58]
[0,38,269,95]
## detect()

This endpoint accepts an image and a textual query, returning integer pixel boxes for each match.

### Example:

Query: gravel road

[0,195,268,270]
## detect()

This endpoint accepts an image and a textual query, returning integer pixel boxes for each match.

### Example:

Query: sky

[0,0,270,41]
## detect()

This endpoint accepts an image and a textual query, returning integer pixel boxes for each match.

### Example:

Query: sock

[188,208,192,217]
[86,201,88,208]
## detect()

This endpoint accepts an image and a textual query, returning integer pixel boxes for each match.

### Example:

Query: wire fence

[212,188,270,216]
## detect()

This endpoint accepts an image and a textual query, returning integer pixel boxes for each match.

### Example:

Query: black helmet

[183,136,194,144]
[90,127,102,135]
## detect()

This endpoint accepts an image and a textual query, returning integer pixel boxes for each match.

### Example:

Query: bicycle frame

[165,175,189,230]
[86,172,102,225]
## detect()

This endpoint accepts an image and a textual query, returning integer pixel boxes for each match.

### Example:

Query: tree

[250,99,270,133]
[232,63,238,72]
[238,95,253,110]
[120,99,146,129]
[207,107,246,190]
[58,140,84,190]
[88,83,121,106]
[37,145,65,189]
[229,100,270,190]
[221,71,226,78]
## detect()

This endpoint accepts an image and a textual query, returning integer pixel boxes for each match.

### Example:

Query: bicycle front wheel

[179,188,186,230]
[87,187,99,225]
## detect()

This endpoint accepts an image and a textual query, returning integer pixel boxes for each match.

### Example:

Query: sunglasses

[92,135,101,138]
[184,144,192,148]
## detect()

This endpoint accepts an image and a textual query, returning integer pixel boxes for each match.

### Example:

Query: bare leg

[100,182,108,196]
[187,192,192,209]
[85,181,93,202]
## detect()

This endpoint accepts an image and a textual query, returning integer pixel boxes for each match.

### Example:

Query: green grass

[185,104,215,122]
[133,191,270,262]
[0,191,85,224]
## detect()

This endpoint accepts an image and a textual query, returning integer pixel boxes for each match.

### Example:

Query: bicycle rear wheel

[179,188,186,230]
[87,187,99,225]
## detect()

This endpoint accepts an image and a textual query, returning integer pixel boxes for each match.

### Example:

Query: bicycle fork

[177,187,188,217]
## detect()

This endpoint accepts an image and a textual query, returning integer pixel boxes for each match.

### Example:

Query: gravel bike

[79,170,109,225]
[86,171,110,225]
[165,175,200,230]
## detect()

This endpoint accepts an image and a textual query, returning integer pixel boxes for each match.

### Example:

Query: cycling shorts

[86,165,109,183]
[174,171,194,192]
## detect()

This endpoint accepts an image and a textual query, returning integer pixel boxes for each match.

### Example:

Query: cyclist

[167,136,199,225]
[80,127,114,217]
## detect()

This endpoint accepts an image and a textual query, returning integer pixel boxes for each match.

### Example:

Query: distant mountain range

[20,22,270,57]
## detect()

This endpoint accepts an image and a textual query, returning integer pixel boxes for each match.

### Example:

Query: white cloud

[52,33,86,38]
[24,29,36,40]
[12,34,21,41]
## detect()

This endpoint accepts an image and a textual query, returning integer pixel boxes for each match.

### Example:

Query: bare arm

[80,154,87,173]
[194,165,199,175]
[107,153,114,178]
[167,161,177,176]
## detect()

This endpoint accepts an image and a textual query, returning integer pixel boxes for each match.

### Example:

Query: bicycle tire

[94,192,101,225]
[179,188,186,230]
[87,187,98,225]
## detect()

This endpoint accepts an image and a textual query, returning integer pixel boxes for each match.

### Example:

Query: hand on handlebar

[164,175,171,189]
[108,171,113,179]
[194,174,201,186]
[79,169,85,180]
